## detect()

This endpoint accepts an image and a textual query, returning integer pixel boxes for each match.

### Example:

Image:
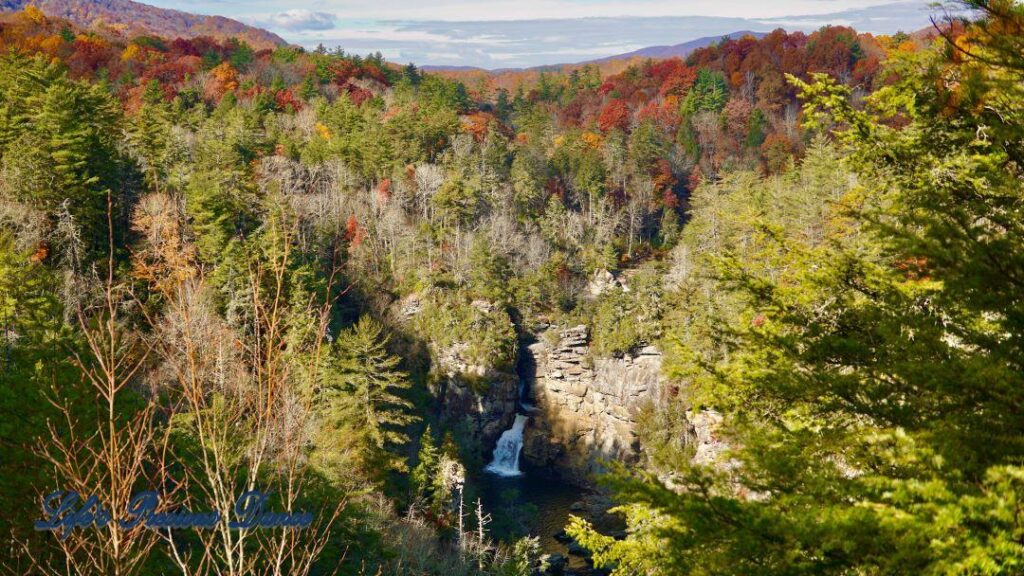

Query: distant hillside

[423,30,768,73]
[589,30,768,63]
[420,65,487,72]
[0,0,286,49]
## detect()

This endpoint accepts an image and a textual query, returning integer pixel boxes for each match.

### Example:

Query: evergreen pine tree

[127,79,172,192]
[323,316,417,473]
[412,424,440,497]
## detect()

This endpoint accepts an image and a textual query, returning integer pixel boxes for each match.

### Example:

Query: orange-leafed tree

[598,99,630,132]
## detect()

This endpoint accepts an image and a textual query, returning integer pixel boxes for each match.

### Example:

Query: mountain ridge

[0,0,286,49]
[589,30,768,63]
[422,29,768,72]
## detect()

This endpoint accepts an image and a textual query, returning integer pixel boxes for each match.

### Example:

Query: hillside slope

[589,30,767,63]
[0,0,285,49]
[425,30,769,73]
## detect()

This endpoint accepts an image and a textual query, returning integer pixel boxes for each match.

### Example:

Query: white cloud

[270,0,907,22]
[257,9,336,31]
[312,27,514,45]
[487,43,645,61]
[425,51,463,60]
[324,28,454,43]
[755,17,854,28]
[149,0,919,23]
[146,0,938,68]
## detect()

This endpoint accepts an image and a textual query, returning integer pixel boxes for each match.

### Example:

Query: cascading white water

[485,414,528,477]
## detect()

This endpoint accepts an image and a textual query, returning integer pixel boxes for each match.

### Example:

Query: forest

[1,1,1023,574]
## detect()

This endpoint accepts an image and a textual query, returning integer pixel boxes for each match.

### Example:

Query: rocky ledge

[436,342,520,450]
[522,325,664,485]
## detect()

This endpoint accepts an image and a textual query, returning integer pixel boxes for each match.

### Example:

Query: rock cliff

[522,325,664,485]
[436,342,520,450]
[398,293,521,454]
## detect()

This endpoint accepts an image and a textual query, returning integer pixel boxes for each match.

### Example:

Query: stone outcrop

[586,269,629,298]
[436,342,519,449]
[523,325,663,485]
[397,292,520,453]
[688,409,729,468]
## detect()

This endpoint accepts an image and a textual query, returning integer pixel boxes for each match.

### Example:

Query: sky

[147,0,943,68]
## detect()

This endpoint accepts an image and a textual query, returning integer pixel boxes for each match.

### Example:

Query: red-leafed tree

[598,99,630,132]
[274,88,302,112]
[805,26,863,78]
[345,215,366,250]
[377,179,392,204]
[655,61,697,97]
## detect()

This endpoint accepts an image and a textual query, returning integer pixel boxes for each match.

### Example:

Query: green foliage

[419,75,471,114]
[412,425,465,520]
[662,138,852,395]
[319,316,418,475]
[185,168,245,263]
[0,234,79,540]
[682,69,728,115]
[535,72,562,102]
[627,119,671,173]
[183,107,262,267]
[746,108,767,148]
[586,266,664,357]
[413,295,518,375]
[402,62,422,86]
[127,80,173,191]
[412,425,442,498]
[0,53,123,256]
[468,237,514,304]
[434,171,485,226]
[490,536,541,576]
[573,8,1024,574]
[494,88,511,120]
[272,46,301,64]
[226,38,255,70]
[132,35,168,52]
[551,134,606,210]
[510,147,548,217]
[567,504,665,575]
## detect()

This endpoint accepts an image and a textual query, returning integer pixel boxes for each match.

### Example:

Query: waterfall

[485,414,528,477]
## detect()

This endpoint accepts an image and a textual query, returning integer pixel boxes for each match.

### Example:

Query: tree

[419,75,470,114]
[185,167,244,263]
[0,233,81,556]
[402,62,421,86]
[681,69,728,115]
[495,88,512,121]
[433,171,484,229]
[805,25,863,78]
[412,424,466,520]
[745,108,768,149]
[322,316,417,473]
[510,147,547,218]
[126,79,172,192]
[598,99,630,132]
[226,38,255,70]
[412,425,440,498]
[569,7,1024,574]
[183,107,261,268]
[468,236,513,304]
[0,53,123,257]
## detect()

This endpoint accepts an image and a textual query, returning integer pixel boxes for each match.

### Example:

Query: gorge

[468,320,687,568]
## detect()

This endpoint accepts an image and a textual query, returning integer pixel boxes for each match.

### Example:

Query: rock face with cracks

[436,341,520,449]
[522,325,664,485]
[428,315,728,486]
